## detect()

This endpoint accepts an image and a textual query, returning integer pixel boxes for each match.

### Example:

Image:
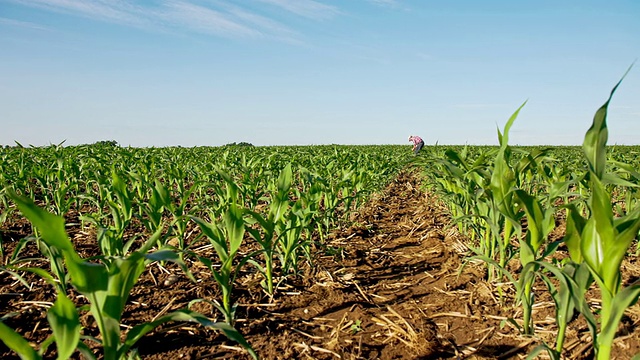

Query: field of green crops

[412,88,640,359]
[0,143,415,359]
[1,84,639,359]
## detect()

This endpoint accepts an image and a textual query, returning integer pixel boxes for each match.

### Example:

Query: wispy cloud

[7,0,312,42]
[367,0,401,8]
[256,0,340,20]
[161,1,262,38]
[11,0,151,28]
[0,16,51,31]
[211,0,303,43]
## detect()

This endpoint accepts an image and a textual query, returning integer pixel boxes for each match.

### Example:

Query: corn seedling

[513,189,555,335]
[190,203,247,324]
[0,289,80,360]
[572,69,640,360]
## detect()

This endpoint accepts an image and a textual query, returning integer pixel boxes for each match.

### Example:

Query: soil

[1,171,639,359]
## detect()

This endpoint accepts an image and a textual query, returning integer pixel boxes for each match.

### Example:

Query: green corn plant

[609,159,640,217]
[296,167,322,245]
[244,208,277,296]
[463,108,526,285]
[445,148,494,243]
[521,202,599,359]
[140,173,200,251]
[337,166,357,220]
[242,163,293,296]
[136,178,168,237]
[488,102,526,279]
[555,68,640,360]
[7,192,256,360]
[528,260,597,359]
[80,170,135,258]
[1,221,71,294]
[513,189,555,335]
[50,155,79,217]
[0,289,80,360]
[103,170,134,256]
[276,199,317,278]
[0,187,13,263]
[268,164,297,265]
[548,205,596,355]
[283,198,317,272]
[237,152,269,209]
[316,162,341,234]
[336,158,375,222]
[214,168,245,210]
[501,164,596,358]
[522,260,593,360]
[349,165,369,211]
[190,203,247,325]
[163,167,202,251]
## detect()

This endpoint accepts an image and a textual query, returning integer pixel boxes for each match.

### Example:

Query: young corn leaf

[531,261,593,353]
[600,283,640,350]
[514,189,553,264]
[580,176,612,283]
[122,309,258,360]
[563,204,585,263]
[9,191,109,294]
[0,321,40,360]
[491,101,527,220]
[226,204,245,257]
[578,64,637,360]
[581,176,640,295]
[602,172,639,188]
[605,211,640,292]
[2,266,57,290]
[190,215,228,262]
[215,169,240,205]
[582,65,632,180]
[47,292,80,360]
[497,101,527,148]
[9,191,75,254]
[103,254,146,321]
[270,163,292,222]
[525,343,560,360]
[277,163,293,196]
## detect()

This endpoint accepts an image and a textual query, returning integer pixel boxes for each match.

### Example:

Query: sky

[1,0,639,147]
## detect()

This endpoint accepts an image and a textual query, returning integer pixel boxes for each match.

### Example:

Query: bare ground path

[234,170,525,360]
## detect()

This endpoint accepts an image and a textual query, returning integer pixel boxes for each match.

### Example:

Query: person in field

[408,135,424,155]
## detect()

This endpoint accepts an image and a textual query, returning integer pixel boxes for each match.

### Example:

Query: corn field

[1,82,639,359]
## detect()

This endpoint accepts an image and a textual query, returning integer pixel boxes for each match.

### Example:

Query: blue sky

[1,0,639,147]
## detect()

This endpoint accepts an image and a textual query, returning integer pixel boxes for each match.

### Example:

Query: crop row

[415,75,640,359]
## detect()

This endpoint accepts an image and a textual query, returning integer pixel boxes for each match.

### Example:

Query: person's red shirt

[409,135,423,146]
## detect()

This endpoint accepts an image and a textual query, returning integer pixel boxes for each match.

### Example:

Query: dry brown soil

[1,171,639,359]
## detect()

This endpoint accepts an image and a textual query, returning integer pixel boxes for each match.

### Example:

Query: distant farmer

[408,135,424,155]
